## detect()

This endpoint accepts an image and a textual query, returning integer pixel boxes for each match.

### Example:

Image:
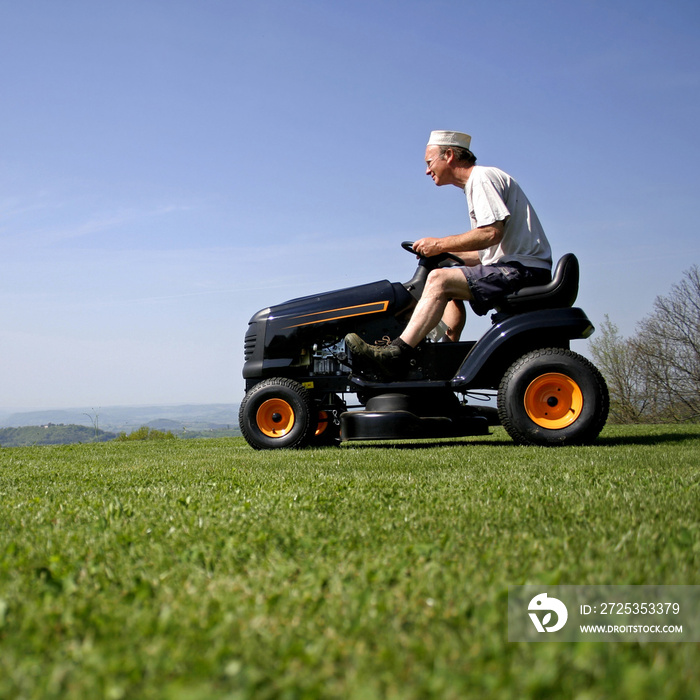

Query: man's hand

[412,237,443,257]
[413,222,504,259]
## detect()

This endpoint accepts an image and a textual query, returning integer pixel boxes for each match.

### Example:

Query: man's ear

[443,148,455,164]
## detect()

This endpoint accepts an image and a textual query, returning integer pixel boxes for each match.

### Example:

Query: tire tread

[497,348,609,446]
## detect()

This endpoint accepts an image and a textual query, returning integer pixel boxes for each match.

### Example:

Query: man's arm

[412,221,505,260]
[449,250,481,266]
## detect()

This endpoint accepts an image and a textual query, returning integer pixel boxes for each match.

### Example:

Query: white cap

[427,130,472,150]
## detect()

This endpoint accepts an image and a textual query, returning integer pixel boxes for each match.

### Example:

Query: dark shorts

[461,261,552,316]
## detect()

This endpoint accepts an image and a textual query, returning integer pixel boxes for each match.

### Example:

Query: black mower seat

[496,253,579,314]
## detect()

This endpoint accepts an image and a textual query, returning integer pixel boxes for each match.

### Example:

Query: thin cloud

[0,200,197,250]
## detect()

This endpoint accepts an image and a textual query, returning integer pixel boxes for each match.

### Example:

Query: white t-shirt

[464,166,552,270]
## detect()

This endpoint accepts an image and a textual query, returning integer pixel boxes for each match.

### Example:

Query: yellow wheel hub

[315,411,329,437]
[256,398,296,438]
[524,373,583,429]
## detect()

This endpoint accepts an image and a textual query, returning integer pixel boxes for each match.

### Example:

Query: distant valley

[0,404,241,446]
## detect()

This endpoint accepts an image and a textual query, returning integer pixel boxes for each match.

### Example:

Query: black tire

[497,348,609,446]
[239,378,317,450]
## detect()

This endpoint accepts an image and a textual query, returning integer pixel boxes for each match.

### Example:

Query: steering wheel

[401,241,464,266]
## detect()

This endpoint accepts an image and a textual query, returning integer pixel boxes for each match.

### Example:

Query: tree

[590,265,700,423]
[633,265,700,422]
[589,316,650,423]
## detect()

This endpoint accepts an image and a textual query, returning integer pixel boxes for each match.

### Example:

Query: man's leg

[442,299,466,342]
[399,268,472,346]
[344,268,472,379]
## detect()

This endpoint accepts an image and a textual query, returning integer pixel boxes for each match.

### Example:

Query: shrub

[116,426,176,441]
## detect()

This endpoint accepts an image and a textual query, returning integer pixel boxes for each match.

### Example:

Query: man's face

[425,145,447,185]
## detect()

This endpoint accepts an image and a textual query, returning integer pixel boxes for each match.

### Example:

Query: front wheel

[239,378,317,450]
[498,348,609,446]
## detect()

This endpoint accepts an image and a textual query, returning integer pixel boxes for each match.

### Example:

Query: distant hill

[0,424,117,447]
[0,404,240,434]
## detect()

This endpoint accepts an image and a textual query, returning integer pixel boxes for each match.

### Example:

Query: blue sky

[2,0,699,410]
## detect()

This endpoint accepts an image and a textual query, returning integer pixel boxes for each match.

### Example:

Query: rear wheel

[498,348,609,446]
[239,378,317,450]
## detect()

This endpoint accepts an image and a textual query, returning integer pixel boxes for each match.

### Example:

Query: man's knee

[427,268,453,289]
[427,268,472,300]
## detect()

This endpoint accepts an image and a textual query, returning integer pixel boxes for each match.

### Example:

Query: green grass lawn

[1,425,699,699]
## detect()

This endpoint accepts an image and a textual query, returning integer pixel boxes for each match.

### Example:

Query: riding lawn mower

[239,242,609,449]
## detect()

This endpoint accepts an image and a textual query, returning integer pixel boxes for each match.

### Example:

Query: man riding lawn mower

[239,131,609,449]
